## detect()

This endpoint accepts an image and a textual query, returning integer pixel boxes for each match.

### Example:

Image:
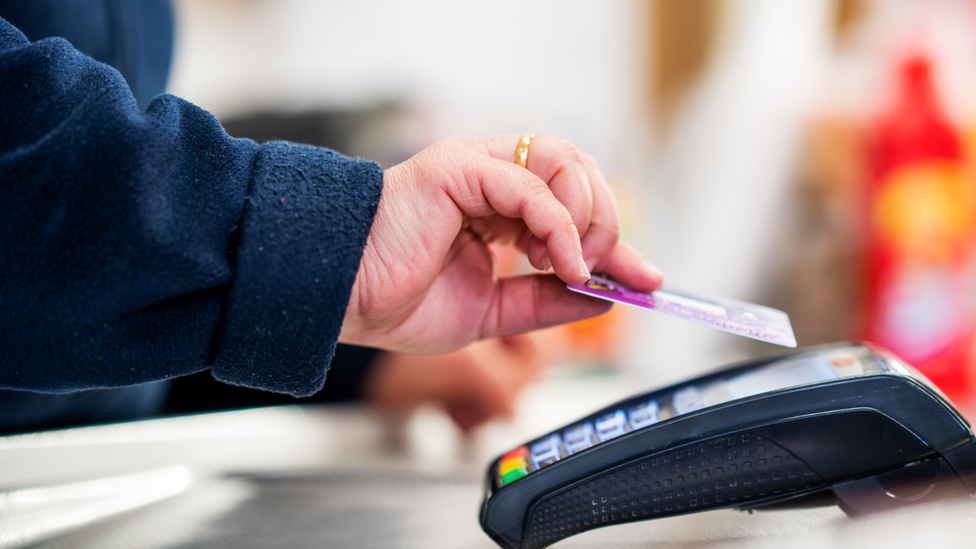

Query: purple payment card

[567,276,797,347]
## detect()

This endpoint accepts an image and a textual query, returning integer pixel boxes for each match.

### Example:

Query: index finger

[594,240,665,293]
[436,142,590,283]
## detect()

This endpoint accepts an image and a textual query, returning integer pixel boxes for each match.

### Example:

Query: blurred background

[166,0,976,457]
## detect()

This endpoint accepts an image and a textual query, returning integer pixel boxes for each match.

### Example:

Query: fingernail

[578,255,591,280]
[541,254,552,272]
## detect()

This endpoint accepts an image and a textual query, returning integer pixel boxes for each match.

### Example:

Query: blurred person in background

[163,332,556,433]
[0,0,663,434]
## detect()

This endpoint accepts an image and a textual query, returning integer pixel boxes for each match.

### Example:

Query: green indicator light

[502,467,529,485]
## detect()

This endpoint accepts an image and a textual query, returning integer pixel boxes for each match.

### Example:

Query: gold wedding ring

[515,134,535,168]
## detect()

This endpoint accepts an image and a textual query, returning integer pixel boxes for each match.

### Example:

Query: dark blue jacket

[0,1,384,418]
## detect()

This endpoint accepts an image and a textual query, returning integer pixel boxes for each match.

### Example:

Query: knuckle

[591,211,621,238]
[415,140,468,182]
[536,134,583,168]
[523,176,553,202]
[428,138,463,161]
[439,136,465,150]
[557,140,583,165]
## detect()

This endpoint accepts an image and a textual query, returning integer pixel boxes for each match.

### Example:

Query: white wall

[622,0,836,385]
[168,0,650,168]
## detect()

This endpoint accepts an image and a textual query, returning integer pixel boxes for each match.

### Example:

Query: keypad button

[563,422,595,455]
[499,445,531,482]
[531,434,563,470]
[595,410,628,442]
[672,386,705,415]
[502,446,529,461]
[629,400,660,430]
[502,467,529,485]
[500,455,528,475]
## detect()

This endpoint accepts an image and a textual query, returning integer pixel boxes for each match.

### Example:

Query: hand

[364,334,559,431]
[340,135,663,354]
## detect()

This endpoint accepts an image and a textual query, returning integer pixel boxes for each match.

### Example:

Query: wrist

[339,264,366,345]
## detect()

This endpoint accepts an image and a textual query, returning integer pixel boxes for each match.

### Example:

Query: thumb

[479,274,613,339]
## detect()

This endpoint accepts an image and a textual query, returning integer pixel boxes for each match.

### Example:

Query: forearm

[0,18,383,395]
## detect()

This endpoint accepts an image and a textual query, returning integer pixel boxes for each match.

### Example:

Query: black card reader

[480,342,976,549]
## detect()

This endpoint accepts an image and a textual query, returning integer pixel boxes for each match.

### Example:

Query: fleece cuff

[211,142,383,396]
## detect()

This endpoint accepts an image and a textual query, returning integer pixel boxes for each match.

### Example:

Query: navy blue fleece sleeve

[0,18,383,396]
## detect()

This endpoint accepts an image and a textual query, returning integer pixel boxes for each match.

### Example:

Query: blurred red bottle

[864,56,976,397]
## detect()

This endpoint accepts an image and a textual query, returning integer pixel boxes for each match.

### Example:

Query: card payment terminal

[480,343,976,549]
